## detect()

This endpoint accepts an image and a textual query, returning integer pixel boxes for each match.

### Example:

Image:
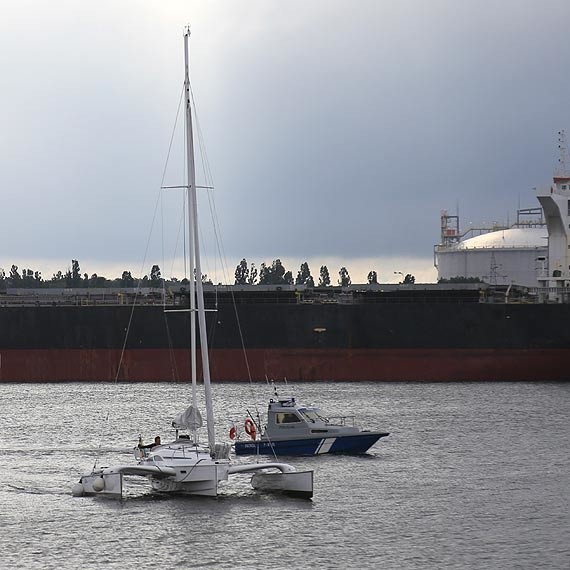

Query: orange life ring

[244,418,257,440]
[229,426,237,440]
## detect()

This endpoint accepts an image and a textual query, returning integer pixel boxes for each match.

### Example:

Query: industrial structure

[435,130,570,301]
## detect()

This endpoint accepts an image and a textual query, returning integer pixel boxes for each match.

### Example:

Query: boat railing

[325,415,356,427]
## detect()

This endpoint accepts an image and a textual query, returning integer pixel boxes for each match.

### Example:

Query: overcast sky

[1,0,569,284]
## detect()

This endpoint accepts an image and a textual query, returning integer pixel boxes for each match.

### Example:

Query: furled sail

[172,405,203,431]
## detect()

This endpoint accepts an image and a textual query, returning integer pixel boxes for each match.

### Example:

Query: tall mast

[184,29,198,419]
[183,28,216,451]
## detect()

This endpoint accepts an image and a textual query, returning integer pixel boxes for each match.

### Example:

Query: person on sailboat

[138,436,161,449]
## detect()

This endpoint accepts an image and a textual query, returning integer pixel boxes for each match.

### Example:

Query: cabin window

[275,412,302,424]
[301,410,323,422]
[563,185,568,190]
[568,199,570,215]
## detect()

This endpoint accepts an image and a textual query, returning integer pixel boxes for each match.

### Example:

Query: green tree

[338,267,351,287]
[72,260,81,286]
[258,263,267,284]
[318,265,330,287]
[50,270,64,287]
[259,259,288,285]
[248,263,258,285]
[21,269,42,288]
[367,270,378,284]
[150,265,161,287]
[89,273,108,288]
[65,260,81,288]
[271,259,286,283]
[22,269,33,288]
[121,271,135,287]
[403,273,415,284]
[9,265,21,284]
[295,262,313,286]
[235,258,249,285]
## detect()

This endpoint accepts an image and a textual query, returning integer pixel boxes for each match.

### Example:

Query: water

[1,381,569,569]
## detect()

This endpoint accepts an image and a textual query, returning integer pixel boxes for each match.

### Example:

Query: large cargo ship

[3,151,570,382]
[0,282,568,382]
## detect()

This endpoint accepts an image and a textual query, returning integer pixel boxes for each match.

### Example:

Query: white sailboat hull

[250,470,313,499]
[76,471,124,497]
[74,459,313,499]
[149,463,230,496]
[74,450,231,498]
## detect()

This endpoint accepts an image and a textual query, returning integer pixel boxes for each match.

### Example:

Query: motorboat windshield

[299,408,328,423]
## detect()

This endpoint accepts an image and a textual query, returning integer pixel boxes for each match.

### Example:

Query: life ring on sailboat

[229,425,237,440]
[244,419,256,440]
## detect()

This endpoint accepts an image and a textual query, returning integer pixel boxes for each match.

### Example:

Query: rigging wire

[189,83,269,436]
[92,84,186,470]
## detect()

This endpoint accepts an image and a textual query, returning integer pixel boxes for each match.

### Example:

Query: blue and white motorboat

[233,395,389,456]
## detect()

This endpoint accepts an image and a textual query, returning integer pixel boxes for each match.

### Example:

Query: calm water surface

[1,381,569,569]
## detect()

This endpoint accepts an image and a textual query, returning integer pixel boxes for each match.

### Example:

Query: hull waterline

[0,347,567,381]
[234,431,389,456]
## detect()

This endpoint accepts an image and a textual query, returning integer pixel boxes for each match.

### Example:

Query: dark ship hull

[0,286,568,382]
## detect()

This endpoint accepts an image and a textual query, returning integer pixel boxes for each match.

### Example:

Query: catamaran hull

[149,464,230,496]
[74,463,230,498]
[234,432,389,456]
[250,470,313,499]
[76,471,124,497]
[75,462,313,499]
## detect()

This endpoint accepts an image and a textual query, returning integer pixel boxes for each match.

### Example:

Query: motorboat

[233,395,389,456]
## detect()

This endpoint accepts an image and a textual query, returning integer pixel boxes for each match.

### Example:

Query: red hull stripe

[0,348,567,381]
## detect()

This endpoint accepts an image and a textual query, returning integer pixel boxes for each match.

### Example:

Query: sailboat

[71,29,313,500]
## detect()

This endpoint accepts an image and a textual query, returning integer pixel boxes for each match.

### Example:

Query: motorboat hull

[234,431,389,456]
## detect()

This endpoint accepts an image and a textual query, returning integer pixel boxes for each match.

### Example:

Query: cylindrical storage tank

[436,227,547,287]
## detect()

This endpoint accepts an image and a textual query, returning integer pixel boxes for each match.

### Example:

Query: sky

[1,0,570,284]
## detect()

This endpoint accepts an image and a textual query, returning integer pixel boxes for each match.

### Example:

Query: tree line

[0,258,416,290]
[234,258,415,287]
[0,261,173,290]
